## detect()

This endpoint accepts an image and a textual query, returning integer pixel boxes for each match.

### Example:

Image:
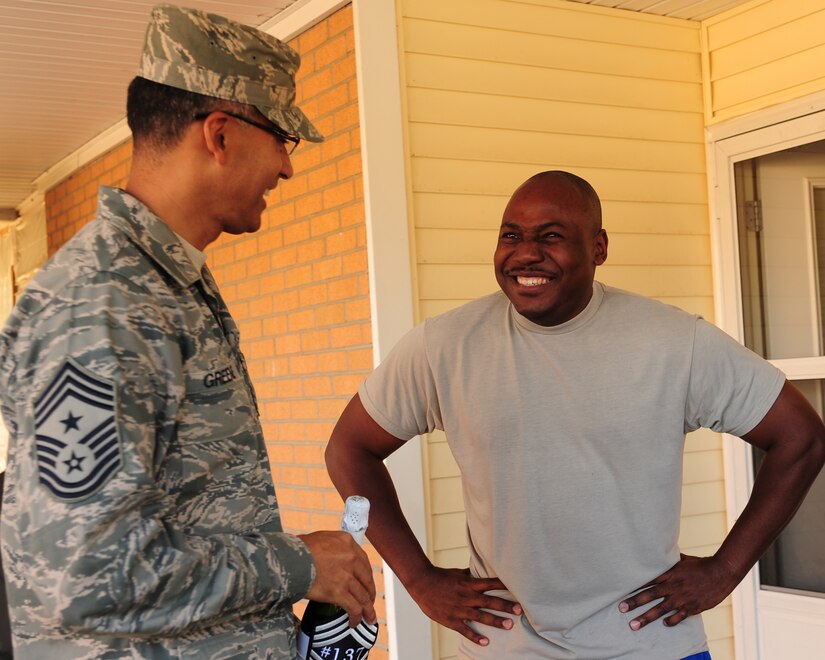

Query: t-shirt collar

[510,281,605,334]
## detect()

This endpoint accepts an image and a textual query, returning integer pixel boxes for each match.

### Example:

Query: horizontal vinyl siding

[704,0,825,123]
[403,0,701,52]
[400,0,710,312]
[397,0,724,656]
[405,81,704,136]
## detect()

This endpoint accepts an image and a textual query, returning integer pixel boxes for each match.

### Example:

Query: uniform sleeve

[359,321,443,440]
[4,272,313,637]
[685,318,785,436]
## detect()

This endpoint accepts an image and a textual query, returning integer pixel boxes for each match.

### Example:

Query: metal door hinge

[745,200,762,232]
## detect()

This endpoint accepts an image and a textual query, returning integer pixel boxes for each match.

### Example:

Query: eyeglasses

[194,111,300,155]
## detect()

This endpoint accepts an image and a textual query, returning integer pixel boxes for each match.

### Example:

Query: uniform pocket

[173,361,266,534]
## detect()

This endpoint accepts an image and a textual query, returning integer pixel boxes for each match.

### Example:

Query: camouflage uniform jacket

[0,187,314,658]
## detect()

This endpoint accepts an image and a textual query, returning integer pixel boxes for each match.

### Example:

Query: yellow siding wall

[396,0,731,657]
[703,0,825,124]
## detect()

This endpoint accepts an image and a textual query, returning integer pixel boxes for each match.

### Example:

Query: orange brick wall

[42,5,388,656]
[45,140,132,256]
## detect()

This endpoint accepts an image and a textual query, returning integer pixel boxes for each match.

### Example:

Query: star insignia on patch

[34,359,122,502]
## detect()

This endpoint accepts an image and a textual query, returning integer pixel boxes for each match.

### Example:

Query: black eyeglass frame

[194,111,300,155]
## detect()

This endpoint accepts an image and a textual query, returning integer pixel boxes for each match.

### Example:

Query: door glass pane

[735,141,825,359]
[735,143,825,597]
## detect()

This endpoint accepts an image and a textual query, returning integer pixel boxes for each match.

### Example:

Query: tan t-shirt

[360,283,784,659]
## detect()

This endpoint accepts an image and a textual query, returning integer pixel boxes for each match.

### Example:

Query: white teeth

[517,276,549,286]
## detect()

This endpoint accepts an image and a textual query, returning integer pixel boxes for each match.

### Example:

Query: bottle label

[297,611,379,660]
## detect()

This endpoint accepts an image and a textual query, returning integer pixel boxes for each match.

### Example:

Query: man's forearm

[325,429,433,590]
[619,382,825,630]
[715,427,825,583]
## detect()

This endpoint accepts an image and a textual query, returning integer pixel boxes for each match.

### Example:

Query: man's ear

[201,113,230,165]
[594,229,608,266]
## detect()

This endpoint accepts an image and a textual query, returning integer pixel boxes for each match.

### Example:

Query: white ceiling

[0,0,754,216]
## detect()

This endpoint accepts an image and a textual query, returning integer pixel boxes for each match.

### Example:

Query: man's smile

[516,276,550,287]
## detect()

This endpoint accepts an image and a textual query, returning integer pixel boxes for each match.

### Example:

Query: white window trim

[706,90,825,660]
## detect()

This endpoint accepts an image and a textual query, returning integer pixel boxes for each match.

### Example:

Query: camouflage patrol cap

[137,4,323,142]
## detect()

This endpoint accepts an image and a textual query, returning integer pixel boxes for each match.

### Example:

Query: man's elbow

[806,422,825,470]
[790,414,825,480]
[325,425,352,484]
[324,436,338,473]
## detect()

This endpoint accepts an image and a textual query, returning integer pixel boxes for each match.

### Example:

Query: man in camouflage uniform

[0,5,376,658]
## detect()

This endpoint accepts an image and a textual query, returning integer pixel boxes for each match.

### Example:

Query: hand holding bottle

[297,529,376,627]
[297,497,379,660]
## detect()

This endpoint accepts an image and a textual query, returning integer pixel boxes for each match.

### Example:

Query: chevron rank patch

[300,611,379,660]
[33,359,122,502]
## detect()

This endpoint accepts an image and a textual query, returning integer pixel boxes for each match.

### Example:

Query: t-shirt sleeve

[685,318,785,436]
[359,321,443,440]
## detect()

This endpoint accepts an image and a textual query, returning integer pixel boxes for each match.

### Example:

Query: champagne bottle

[296,496,379,660]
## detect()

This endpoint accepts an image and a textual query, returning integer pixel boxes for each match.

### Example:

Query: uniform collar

[97,186,203,287]
[173,231,208,272]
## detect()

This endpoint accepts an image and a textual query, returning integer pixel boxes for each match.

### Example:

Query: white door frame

[706,91,825,660]
[352,1,434,659]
